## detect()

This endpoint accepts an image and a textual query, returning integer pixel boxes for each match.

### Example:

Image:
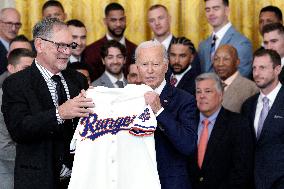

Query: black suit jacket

[166,55,201,96]
[1,62,88,189]
[188,108,254,189]
[155,84,197,189]
[0,41,8,75]
[279,67,284,85]
[241,86,284,189]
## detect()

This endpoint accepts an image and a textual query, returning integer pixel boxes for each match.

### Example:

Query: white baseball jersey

[68,84,161,189]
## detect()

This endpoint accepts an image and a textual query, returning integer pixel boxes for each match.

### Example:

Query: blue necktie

[257,97,270,140]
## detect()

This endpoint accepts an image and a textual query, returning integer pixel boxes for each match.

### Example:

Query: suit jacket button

[199,177,204,182]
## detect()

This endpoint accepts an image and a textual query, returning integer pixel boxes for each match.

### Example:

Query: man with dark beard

[92,40,127,88]
[83,2,136,81]
[166,37,200,96]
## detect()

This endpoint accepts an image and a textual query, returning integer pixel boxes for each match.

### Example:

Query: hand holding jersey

[68,84,161,189]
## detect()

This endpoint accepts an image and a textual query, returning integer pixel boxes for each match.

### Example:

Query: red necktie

[198,119,210,168]
[170,75,177,86]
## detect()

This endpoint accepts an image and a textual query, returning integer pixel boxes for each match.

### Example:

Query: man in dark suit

[92,40,127,88]
[83,2,136,81]
[136,40,197,189]
[262,23,284,84]
[189,72,254,189]
[242,49,284,189]
[0,8,21,75]
[256,5,283,51]
[166,37,200,96]
[1,18,94,189]
[198,0,252,77]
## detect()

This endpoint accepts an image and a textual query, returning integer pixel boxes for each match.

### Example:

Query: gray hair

[135,40,168,64]
[195,72,224,93]
[32,17,66,39]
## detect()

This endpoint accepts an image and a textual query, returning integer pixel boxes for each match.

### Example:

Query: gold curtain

[16,0,284,50]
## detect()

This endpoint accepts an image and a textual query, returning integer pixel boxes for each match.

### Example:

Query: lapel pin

[274,115,283,119]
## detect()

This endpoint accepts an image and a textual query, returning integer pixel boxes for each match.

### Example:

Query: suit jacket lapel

[160,84,174,108]
[30,62,54,110]
[177,67,194,89]
[201,108,228,169]
[208,26,234,71]
[101,73,115,88]
[258,86,284,142]
[62,70,78,99]
[205,37,212,72]
[0,41,8,54]
[248,94,259,141]
[219,26,234,46]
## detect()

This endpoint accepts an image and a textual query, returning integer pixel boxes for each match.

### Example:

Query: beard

[170,63,190,75]
[107,26,126,38]
[254,75,276,89]
[105,63,124,76]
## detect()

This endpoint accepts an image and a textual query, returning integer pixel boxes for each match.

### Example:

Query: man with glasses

[0,8,21,75]
[1,18,94,189]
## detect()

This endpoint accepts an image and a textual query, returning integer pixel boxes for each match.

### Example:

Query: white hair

[135,40,168,64]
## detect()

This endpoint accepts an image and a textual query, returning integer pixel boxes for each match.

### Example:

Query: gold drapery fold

[16,0,284,50]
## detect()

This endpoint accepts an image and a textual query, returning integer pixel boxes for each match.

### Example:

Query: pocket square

[274,115,283,119]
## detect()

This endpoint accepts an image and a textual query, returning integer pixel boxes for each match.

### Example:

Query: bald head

[0,8,21,42]
[213,45,240,80]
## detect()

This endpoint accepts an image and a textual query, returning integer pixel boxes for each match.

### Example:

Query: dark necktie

[170,75,177,86]
[51,75,67,105]
[210,35,217,61]
[116,80,124,88]
[51,75,73,179]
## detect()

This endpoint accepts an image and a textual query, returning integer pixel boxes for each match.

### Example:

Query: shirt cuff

[155,107,164,117]
[56,108,64,124]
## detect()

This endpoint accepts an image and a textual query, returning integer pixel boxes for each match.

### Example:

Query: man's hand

[58,91,94,119]
[144,91,162,114]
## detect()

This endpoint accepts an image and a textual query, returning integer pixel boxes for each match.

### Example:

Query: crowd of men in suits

[0,0,284,189]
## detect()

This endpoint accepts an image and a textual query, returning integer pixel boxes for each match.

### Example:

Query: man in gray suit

[92,40,127,88]
[198,0,253,77]
[213,44,259,113]
[0,48,35,189]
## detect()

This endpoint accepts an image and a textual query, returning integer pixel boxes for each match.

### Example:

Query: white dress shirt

[105,71,126,88]
[154,79,166,116]
[69,55,81,63]
[154,34,173,51]
[106,33,126,46]
[212,22,232,50]
[254,82,282,134]
[171,65,192,87]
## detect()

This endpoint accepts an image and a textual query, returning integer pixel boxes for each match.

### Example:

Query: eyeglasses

[0,20,22,29]
[39,37,78,53]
